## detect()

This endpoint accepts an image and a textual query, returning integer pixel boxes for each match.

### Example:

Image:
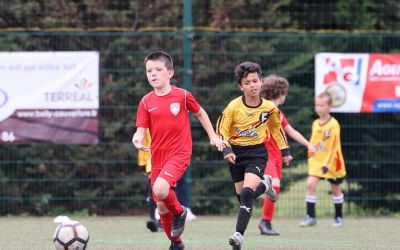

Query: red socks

[158,189,184,243]
[159,212,182,243]
[162,189,183,215]
[262,186,280,221]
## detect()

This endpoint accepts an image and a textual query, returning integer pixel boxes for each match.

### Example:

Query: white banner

[315,53,400,113]
[0,52,99,144]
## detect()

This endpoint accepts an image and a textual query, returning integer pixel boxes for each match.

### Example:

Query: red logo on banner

[323,57,362,86]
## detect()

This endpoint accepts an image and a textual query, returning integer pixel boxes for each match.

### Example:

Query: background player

[137,129,163,232]
[299,92,346,228]
[258,75,316,236]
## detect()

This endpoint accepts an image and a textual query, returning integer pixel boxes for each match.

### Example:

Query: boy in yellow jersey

[137,129,163,232]
[216,61,292,250]
[299,92,346,228]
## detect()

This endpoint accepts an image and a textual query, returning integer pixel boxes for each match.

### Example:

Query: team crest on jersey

[170,103,180,116]
[259,112,270,123]
[323,129,331,139]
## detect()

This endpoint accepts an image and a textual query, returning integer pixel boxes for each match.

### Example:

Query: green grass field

[1,215,399,249]
[2,165,397,249]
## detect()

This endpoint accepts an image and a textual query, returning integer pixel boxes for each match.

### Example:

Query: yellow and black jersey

[216,96,289,154]
[308,117,346,178]
[137,129,152,173]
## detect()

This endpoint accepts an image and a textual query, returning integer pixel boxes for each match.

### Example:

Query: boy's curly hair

[234,61,262,84]
[261,74,289,100]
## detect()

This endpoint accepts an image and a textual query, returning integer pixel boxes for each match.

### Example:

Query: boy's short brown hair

[261,74,289,100]
[144,51,173,70]
[234,61,262,84]
[317,92,333,105]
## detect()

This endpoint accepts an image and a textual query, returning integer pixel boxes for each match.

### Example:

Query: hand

[135,144,150,151]
[283,155,293,166]
[307,144,316,157]
[224,153,236,164]
[321,166,328,174]
[138,167,148,176]
[210,135,226,152]
[132,136,150,151]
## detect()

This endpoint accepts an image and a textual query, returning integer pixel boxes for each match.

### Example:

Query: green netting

[0,31,399,216]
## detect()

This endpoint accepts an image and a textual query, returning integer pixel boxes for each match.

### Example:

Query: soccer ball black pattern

[53,220,89,250]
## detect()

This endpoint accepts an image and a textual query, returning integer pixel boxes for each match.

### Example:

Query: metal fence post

[183,0,193,206]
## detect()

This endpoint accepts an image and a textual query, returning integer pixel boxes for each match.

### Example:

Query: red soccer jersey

[264,110,289,163]
[136,86,200,169]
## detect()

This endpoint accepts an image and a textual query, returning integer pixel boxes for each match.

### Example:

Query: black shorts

[318,176,345,185]
[229,144,267,183]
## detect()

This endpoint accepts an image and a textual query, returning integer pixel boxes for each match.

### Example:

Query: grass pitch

[1,215,399,249]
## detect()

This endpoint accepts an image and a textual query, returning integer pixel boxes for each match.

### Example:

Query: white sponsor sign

[315,53,369,112]
[0,52,99,143]
[315,53,400,112]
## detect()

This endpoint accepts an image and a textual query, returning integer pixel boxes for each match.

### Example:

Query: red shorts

[264,156,283,179]
[150,155,188,202]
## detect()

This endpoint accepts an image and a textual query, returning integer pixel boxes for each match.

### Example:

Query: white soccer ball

[53,220,89,250]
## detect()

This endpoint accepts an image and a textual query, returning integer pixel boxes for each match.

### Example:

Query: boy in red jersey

[258,75,316,236]
[132,51,225,250]
[216,62,292,250]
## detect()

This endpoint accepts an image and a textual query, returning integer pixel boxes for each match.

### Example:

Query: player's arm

[268,108,292,165]
[193,107,225,152]
[215,105,236,164]
[132,127,149,151]
[284,125,316,156]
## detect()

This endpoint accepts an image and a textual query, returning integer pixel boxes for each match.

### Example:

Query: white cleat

[299,215,317,227]
[332,217,343,227]
[186,208,197,221]
[228,232,244,250]
[261,175,277,202]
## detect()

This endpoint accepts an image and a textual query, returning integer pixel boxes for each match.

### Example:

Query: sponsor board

[0,52,99,143]
[315,53,400,112]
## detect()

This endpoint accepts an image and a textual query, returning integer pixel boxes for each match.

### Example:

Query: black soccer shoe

[169,241,185,250]
[258,220,280,236]
[146,219,163,232]
[171,206,187,238]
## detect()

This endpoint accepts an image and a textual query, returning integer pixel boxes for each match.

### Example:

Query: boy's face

[315,96,331,117]
[238,72,262,98]
[145,59,174,89]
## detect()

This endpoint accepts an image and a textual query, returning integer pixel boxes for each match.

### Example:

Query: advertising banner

[0,52,99,144]
[315,53,400,112]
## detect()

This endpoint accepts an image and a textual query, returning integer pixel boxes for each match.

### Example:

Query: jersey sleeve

[185,90,201,113]
[268,107,290,156]
[216,102,235,156]
[280,111,289,128]
[216,102,234,144]
[136,97,150,128]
